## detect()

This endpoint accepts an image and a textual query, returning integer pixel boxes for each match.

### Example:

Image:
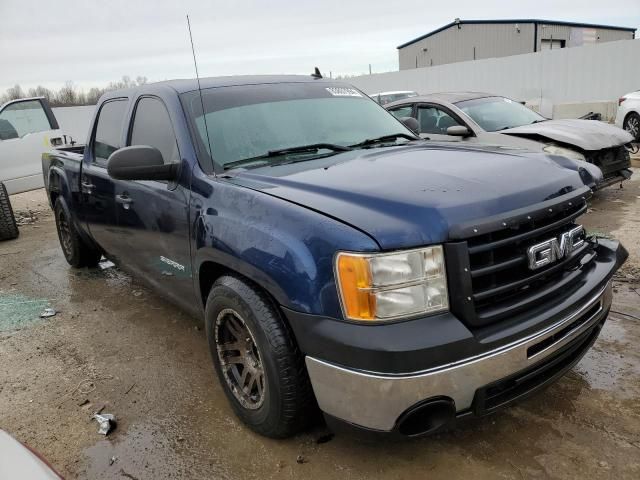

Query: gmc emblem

[526,225,585,270]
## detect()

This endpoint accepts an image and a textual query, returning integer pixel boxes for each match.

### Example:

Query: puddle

[573,317,640,398]
[0,292,52,332]
[81,422,230,480]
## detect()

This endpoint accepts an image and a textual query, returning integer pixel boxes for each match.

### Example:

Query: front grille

[445,188,597,327]
[585,145,631,178]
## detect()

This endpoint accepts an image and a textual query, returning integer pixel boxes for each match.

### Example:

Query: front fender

[192,177,379,318]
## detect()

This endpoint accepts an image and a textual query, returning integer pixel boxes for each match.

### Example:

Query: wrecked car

[0,97,75,240]
[43,76,626,438]
[385,92,634,189]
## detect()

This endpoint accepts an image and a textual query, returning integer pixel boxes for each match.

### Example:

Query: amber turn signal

[336,254,376,320]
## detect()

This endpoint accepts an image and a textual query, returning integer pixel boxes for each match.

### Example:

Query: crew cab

[43,76,627,438]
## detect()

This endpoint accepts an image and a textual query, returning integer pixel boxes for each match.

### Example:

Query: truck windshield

[181,83,414,169]
[455,96,546,132]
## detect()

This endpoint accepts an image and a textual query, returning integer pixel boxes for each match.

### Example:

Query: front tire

[623,112,640,142]
[54,198,101,268]
[205,275,315,438]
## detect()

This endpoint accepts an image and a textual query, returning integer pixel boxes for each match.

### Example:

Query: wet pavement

[1,173,639,480]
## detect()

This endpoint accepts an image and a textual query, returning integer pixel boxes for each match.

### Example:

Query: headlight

[335,247,448,322]
[543,144,586,162]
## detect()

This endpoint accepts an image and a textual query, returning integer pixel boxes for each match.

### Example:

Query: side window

[388,105,413,119]
[0,100,52,139]
[129,97,179,164]
[417,106,461,134]
[94,100,128,164]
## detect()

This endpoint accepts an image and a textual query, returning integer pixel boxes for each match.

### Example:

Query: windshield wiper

[496,119,547,132]
[223,143,351,170]
[349,133,418,148]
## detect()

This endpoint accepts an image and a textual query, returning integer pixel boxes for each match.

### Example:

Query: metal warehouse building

[398,19,636,70]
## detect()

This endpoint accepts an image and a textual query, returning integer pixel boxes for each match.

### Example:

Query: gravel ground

[1,172,639,480]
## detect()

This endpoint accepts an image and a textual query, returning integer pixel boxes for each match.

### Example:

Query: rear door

[111,96,195,306]
[0,98,62,194]
[78,98,129,252]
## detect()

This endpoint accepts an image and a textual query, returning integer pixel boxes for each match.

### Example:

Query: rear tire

[623,112,640,142]
[0,182,19,241]
[205,275,315,438]
[54,198,101,268]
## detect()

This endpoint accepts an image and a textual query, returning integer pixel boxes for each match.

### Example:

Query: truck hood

[500,119,634,150]
[228,143,591,250]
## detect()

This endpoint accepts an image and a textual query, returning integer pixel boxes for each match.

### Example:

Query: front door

[111,96,195,308]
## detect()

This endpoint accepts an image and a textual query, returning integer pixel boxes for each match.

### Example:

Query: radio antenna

[186,15,215,172]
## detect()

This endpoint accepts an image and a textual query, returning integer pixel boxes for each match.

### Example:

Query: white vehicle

[0,97,74,240]
[616,90,640,142]
[369,90,418,105]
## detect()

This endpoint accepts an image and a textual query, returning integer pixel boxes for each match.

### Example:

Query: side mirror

[446,125,471,137]
[107,145,177,181]
[400,117,420,135]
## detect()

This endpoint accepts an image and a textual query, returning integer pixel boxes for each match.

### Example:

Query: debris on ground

[132,290,143,297]
[109,456,117,466]
[296,454,306,464]
[39,308,57,318]
[14,209,40,226]
[93,413,116,435]
[99,259,115,270]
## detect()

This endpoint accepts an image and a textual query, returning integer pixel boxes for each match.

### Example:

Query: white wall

[351,39,640,118]
[52,105,95,143]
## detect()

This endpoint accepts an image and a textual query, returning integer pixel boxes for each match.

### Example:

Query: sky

[1,0,639,93]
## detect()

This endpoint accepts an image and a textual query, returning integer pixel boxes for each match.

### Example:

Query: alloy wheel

[215,308,266,409]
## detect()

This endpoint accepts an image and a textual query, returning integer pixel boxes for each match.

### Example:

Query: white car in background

[369,90,418,105]
[616,90,640,142]
[0,97,74,240]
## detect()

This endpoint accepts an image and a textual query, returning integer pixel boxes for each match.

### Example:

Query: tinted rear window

[94,100,128,164]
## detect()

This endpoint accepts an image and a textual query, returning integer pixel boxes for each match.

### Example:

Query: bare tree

[86,87,104,105]
[27,85,53,102]
[1,75,151,107]
[55,81,77,106]
[5,84,25,100]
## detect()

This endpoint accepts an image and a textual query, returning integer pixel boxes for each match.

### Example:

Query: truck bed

[41,146,85,196]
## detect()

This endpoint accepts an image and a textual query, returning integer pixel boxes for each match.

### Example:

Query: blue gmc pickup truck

[42,75,627,438]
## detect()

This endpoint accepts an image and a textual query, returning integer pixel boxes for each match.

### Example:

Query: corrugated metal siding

[356,39,640,117]
[399,23,534,70]
[399,22,635,70]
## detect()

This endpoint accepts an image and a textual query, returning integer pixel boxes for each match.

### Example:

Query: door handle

[116,193,134,210]
[81,181,95,194]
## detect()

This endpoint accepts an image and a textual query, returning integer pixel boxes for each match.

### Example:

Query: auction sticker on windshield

[325,87,362,97]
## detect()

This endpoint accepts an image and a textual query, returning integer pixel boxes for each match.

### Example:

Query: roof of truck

[158,75,338,94]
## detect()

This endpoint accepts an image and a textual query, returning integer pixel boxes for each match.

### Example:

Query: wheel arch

[195,251,291,314]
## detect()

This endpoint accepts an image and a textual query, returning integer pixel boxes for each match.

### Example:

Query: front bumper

[297,240,626,433]
[306,282,611,432]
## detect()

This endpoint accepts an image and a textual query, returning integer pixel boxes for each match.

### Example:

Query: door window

[93,100,128,164]
[387,105,413,119]
[130,97,179,164]
[0,100,52,139]
[417,106,462,134]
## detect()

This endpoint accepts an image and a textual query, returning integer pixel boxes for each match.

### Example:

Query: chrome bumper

[305,282,611,432]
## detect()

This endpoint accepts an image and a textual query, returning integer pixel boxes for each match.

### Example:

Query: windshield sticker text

[325,87,362,97]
